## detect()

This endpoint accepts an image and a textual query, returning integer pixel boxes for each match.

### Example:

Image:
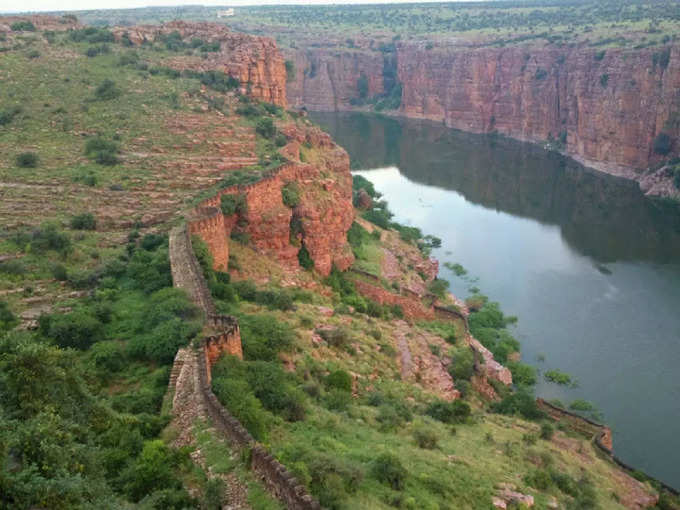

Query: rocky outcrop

[191,123,354,276]
[113,21,287,106]
[287,43,680,179]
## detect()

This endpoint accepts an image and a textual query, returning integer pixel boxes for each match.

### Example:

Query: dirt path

[394,320,413,381]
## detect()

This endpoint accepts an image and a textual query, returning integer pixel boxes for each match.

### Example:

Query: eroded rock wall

[286,48,385,111]
[192,123,354,276]
[288,44,680,175]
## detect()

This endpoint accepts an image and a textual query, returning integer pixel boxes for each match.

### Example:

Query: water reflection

[314,112,680,264]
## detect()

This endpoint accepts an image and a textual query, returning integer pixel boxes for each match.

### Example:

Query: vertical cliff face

[287,44,680,176]
[114,21,287,106]
[397,43,680,175]
[285,49,385,111]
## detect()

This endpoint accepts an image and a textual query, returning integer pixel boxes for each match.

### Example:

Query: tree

[94,79,121,101]
[255,117,276,139]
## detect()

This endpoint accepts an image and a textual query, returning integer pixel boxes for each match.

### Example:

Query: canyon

[286,43,680,189]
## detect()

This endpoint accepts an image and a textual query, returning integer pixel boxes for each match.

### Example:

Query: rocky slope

[190,121,355,277]
[114,21,287,106]
[286,43,680,184]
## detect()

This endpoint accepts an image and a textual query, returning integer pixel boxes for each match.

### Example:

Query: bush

[491,388,545,421]
[317,327,351,349]
[0,106,21,126]
[426,399,471,424]
[324,388,352,411]
[448,346,475,381]
[298,245,314,270]
[39,311,103,350]
[413,425,438,449]
[255,117,276,139]
[11,21,36,31]
[239,313,295,361]
[219,193,246,216]
[282,182,300,207]
[599,73,609,87]
[540,422,554,440]
[90,340,125,372]
[94,79,121,101]
[285,59,296,81]
[594,50,606,61]
[508,361,537,386]
[70,213,97,230]
[16,223,72,256]
[326,369,352,392]
[0,301,18,332]
[653,132,672,155]
[534,68,548,80]
[544,369,573,385]
[372,453,407,490]
[85,136,119,165]
[15,152,39,168]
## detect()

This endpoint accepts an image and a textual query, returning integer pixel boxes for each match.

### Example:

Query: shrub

[318,327,351,348]
[220,193,246,216]
[17,223,72,256]
[298,245,314,270]
[508,361,537,386]
[49,263,67,280]
[540,422,555,440]
[0,301,18,332]
[372,453,407,490]
[15,152,38,168]
[212,375,271,440]
[357,73,369,99]
[84,136,119,165]
[39,311,103,350]
[239,313,295,361]
[0,106,21,126]
[285,59,296,81]
[594,50,606,61]
[324,388,352,411]
[653,132,672,155]
[120,440,188,501]
[448,346,475,381]
[90,340,125,372]
[11,21,36,31]
[491,388,545,420]
[599,73,609,87]
[544,369,573,385]
[94,79,121,101]
[0,259,25,275]
[426,399,471,424]
[282,182,300,207]
[326,369,352,392]
[70,213,97,230]
[413,425,439,449]
[255,117,276,138]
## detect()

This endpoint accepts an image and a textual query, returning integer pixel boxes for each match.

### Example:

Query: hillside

[0,15,678,510]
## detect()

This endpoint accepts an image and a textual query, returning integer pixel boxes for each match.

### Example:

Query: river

[311,111,680,488]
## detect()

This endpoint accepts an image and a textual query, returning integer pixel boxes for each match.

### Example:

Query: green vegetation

[84,136,120,165]
[11,21,36,32]
[0,231,213,508]
[600,73,609,87]
[220,193,246,216]
[70,212,97,230]
[15,151,38,168]
[544,369,575,386]
[282,182,300,207]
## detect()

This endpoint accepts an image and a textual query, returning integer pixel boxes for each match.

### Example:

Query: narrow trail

[394,320,413,381]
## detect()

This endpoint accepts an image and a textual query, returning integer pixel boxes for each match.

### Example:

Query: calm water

[312,112,680,488]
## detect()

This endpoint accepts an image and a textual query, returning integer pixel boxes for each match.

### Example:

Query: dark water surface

[312,112,680,488]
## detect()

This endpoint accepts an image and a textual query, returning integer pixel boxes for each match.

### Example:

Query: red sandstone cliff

[190,122,354,276]
[114,21,287,106]
[287,44,680,180]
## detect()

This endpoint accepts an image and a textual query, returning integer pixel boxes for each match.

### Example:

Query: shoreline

[305,107,680,201]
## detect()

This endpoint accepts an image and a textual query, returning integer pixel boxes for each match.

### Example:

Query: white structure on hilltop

[217,8,235,18]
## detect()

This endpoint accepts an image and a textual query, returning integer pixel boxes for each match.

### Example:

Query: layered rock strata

[287,44,680,178]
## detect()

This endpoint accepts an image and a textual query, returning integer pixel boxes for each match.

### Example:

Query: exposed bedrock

[286,44,680,177]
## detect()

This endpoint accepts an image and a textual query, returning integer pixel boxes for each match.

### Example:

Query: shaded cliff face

[114,21,287,106]
[288,44,680,177]
[285,48,385,111]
